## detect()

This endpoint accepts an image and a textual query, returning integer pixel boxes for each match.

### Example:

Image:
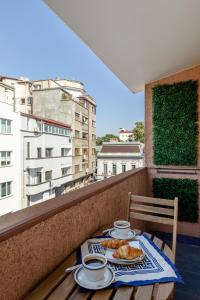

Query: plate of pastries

[101,239,145,264]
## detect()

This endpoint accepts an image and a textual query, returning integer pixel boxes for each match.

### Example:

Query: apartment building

[32,78,96,189]
[0,82,21,215]
[0,76,32,114]
[21,113,72,206]
[97,142,144,180]
[0,77,73,214]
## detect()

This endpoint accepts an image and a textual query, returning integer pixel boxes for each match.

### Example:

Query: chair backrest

[128,193,178,256]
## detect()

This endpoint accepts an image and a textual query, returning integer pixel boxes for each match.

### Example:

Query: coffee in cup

[82,254,107,282]
[114,220,131,238]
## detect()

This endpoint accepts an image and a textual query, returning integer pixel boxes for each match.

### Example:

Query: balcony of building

[26,180,51,196]
[1,167,199,299]
[25,155,72,169]
[1,1,200,299]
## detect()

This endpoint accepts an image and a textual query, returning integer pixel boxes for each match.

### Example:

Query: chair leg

[168,287,175,300]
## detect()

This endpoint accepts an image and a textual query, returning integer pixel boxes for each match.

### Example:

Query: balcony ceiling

[44,0,200,93]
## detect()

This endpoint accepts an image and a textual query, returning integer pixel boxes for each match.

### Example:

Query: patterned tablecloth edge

[76,234,184,288]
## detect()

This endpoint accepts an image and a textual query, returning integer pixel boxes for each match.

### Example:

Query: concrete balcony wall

[25,156,72,170]
[53,173,72,187]
[0,168,147,300]
[26,181,50,195]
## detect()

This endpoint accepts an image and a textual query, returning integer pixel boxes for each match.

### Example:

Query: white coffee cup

[82,254,107,282]
[114,220,131,238]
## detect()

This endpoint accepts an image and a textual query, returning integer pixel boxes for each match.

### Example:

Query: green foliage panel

[153,178,198,222]
[153,80,198,165]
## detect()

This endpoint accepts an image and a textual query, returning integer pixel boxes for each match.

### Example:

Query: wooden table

[25,229,174,300]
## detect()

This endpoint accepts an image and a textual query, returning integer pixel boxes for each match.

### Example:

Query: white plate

[109,229,136,240]
[74,266,115,290]
[104,240,145,265]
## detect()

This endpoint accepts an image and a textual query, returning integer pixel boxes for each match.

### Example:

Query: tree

[96,134,120,145]
[133,121,144,143]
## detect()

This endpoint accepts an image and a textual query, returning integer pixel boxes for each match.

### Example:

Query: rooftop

[100,142,141,154]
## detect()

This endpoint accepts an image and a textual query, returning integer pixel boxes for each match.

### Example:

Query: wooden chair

[128,193,178,257]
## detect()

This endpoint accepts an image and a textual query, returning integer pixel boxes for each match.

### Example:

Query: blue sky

[0,0,144,136]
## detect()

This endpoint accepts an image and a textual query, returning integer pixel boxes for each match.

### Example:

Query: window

[83,148,88,156]
[44,124,48,132]
[27,142,30,158]
[132,164,136,169]
[92,148,96,155]
[21,98,25,104]
[103,163,108,175]
[36,171,42,184]
[0,118,11,134]
[75,130,80,138]
[45,148,53,157]
[92,134,96,141]
[82,116,88,124]
[82,132,88,140]
[61,167,70,176]
[122,164,126,173]
[33,84,41,89]
[61,148,68,157]
[85,101,89,109]
[92,120,96,128]
[52,126,56,134]
[37,121,42,132]
[27,97,32,105]
[66,129,71,136]
[0,151,11,166]
[43,124,70,136]
[75,165,80,174]
[37,148,42,158]
[113,164,117,175]
[75,112,80,121]
[92,106,96,114]
[75,148,80,156]
[45,171,52,181]
[0,181,12,198]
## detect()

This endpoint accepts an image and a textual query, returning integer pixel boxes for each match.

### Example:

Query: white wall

[119,132,133,142]
[0,100,21,215]
[21,115,73,206]
[0,85,14,105]
[97,157,144,179]
[1,78,32,114]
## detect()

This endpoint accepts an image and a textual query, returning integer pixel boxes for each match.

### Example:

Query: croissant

[101,239,128,249]
[112,245,143,260]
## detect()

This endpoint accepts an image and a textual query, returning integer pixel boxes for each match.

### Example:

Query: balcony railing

[26,180,50,195]
[0,167,147,299]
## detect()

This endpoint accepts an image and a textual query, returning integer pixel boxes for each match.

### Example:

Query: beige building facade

[32,79,96,190]
[0,76,32,114]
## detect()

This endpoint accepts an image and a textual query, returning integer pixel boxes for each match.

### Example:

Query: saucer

[109,229,136,240]
[74,266,115,290]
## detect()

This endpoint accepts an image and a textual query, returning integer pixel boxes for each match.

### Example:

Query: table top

[25,228,175,300]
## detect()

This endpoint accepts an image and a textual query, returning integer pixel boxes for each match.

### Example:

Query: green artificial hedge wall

[153,80,198,165]
[153,178,198,222]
